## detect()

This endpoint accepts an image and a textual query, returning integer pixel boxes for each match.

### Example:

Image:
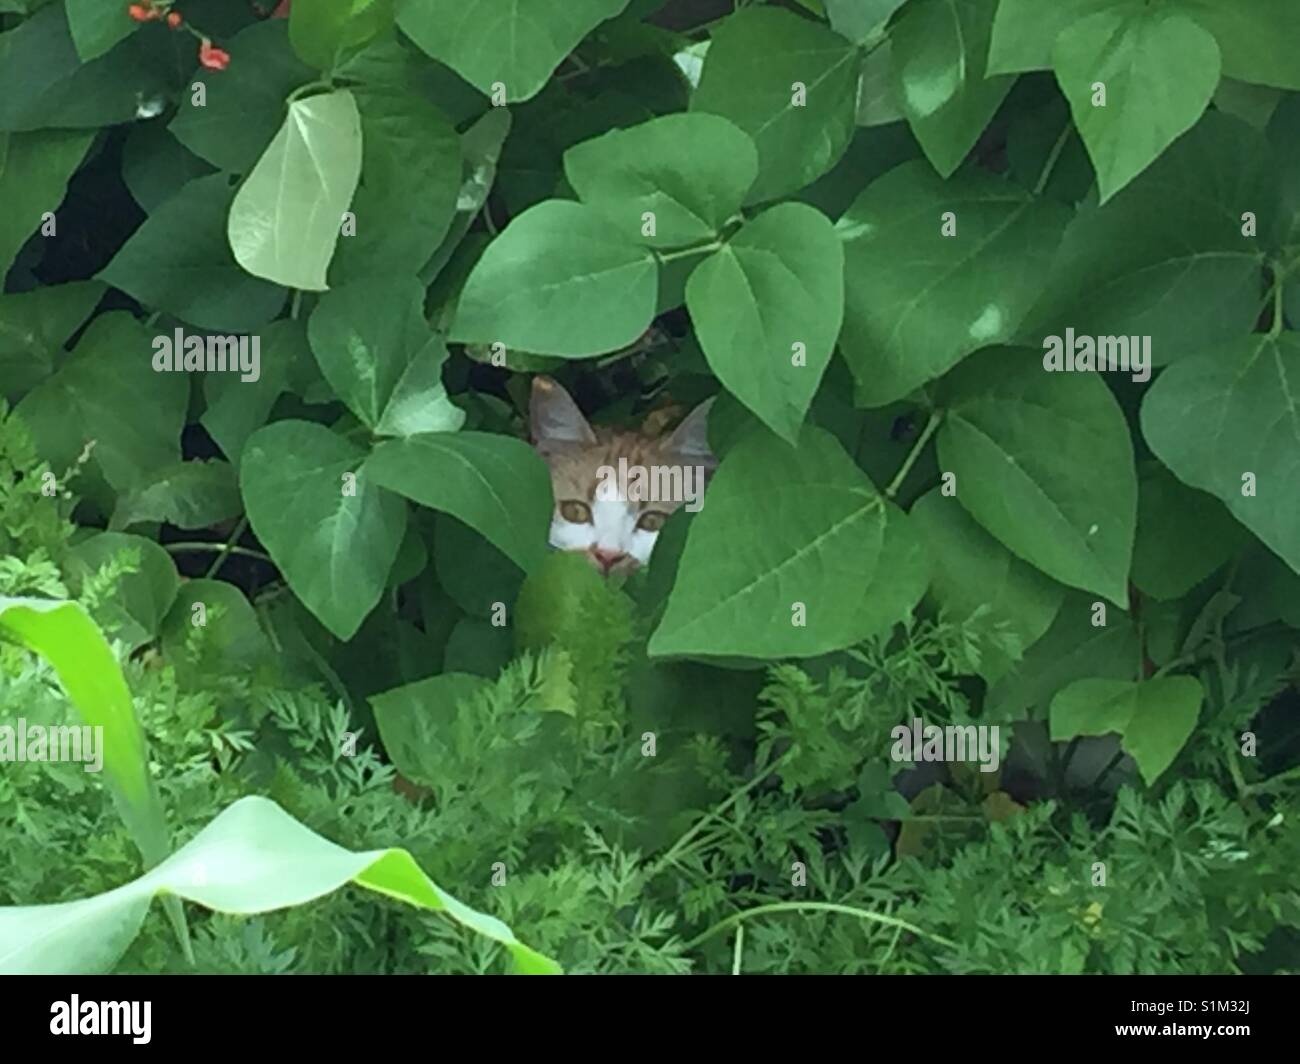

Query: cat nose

[590,548,626,572]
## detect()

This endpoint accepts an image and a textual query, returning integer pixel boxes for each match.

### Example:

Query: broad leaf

[690,7,858,204]
[0,130,93,278]
[1142,332,1300,575]
[0,281,103,401]
[366,433,553,573]
[67,532,180,652]
[890,0,1015,177]
[66,0,134,62]
[1179,0,1300,90]
[563,113,757,247]
[396,0,630,102]
[229,90,363,291]
[0,796,559,975]
[1049,676,1202,785]
[449,200,657,357]
[240,420,407,640]
[936,348,1137,605]
[1052,7,1220,202]
[988,0,1129,74]
[826,0,908,44]
[109,460,242,532]
[837,160,1069,406]
[686,202,843,443]
[290,0,394,70]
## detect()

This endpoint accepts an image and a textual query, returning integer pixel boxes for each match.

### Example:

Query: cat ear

[531,376,596,450]
[665,397,718,471]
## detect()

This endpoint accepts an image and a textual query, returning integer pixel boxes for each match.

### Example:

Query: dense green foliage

[0,0,1298,974]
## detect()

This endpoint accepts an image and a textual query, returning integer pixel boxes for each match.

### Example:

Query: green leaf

[1131,462,1248,601]
[690,7,859,204]
[987,0,1129,74]
[837,160,1069,406]
[396,0,630,102]
[936,348,1137,605]
[648,427,897,659]
[1180,0,1300,90]
[14,313,188,512]
[563,113,757,247]
[0,597,171,864]
[1052,7,1220,202]
[66,0,134,62]
[890,0,1015,177]
[910,488,1064,679]
[159,579,273,678]
[330,86,462,282]
[100,173,286,333]
[1141,332,1300,576]
[308,276,464,436]
[122,123,216,213]
[433,513,525,619]
[826,0,908,44]
[240,420,408,640]
[371,671,491,782]
[0,129,93,278]
[1049,676,1202,785]
[0,795,560,974]
[290,0,394,70]
[1021,112,1270,365]
[449,200,657,357]
[229,90,363,292]
[366,432,553,574]
[0,281,103,401]
[109,460,242,532]
[686,202,843,443]
[67,532,180,652]
[986,592,1138,719]
[170,21,316,175]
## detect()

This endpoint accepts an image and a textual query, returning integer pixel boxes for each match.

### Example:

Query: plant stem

[163,538,269,568]
[683,901,955,952]
[885,410,941,499]
[656,240,722,264]
[731,924,744,975]
[1033,123,1071,197]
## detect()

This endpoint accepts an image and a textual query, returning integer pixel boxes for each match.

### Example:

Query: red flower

[198,39,230,71]
[167,11,182,28]
[127,3,149,20]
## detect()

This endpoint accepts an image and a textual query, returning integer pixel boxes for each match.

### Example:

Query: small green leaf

[0,130,94,278]
[686,202,843,442]
[290,0,394,70]
[1142,332,1300,576]
[449,200,657,357]
[563,113,757,247]
[67,532,180,652]
[826,0,909,44]
[366,432,553,574]
[66,0,134,62]
[308,276,464,436]
[0,281,103,401]
[1052,8,1220,202]
[1049,676,1202,785]
[240,420,408,640]
[691,7,859,203]
[936,348,1137,605]
[890,0,1015,177]
[228,90,363,292]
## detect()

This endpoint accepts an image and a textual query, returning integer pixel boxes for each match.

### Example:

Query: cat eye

[636,511,667,532]
[558,500,592,524]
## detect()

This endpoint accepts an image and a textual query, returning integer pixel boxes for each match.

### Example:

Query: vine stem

[1033,122,1071,197]
[656,240,722,263]
[683,901,955,953]
[885,410,941,499]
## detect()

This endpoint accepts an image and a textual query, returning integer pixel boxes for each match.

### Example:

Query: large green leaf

[0,795,559,974]
[563,113,757,247]
[910,488,1064,680]
[289,0,394,70]
[371,672,491,784]
[308,276,464,436]
[1053,7,1220,202]
[1049,676,1202,785]
[1142,332,1300,575]
[449,199,657,357]
[826,0,909,43]
[100,173,286,333]
[0,281,103,401]
[1020,113,1270,365]
[0,129,93,278]
[366,433,553,574]
[1180,0,1300,90]
[330,87,462,282]
[987,0,1130,74]
[890,0,1015,177]
[229,90,363,291]
[66,0,134,62]
[240,420,408,640]
[396,0,630,102]
[837,160,1069,406]
[109,460,242,533]
[170,20,315,175]
[14,313,188,511]
[648,427,899,659]
[121,123,217,213]
[686,202,843,443]
[936,348,1137,605]
[690,7,859,204]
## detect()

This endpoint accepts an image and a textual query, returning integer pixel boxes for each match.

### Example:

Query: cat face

[530,377,716,575]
